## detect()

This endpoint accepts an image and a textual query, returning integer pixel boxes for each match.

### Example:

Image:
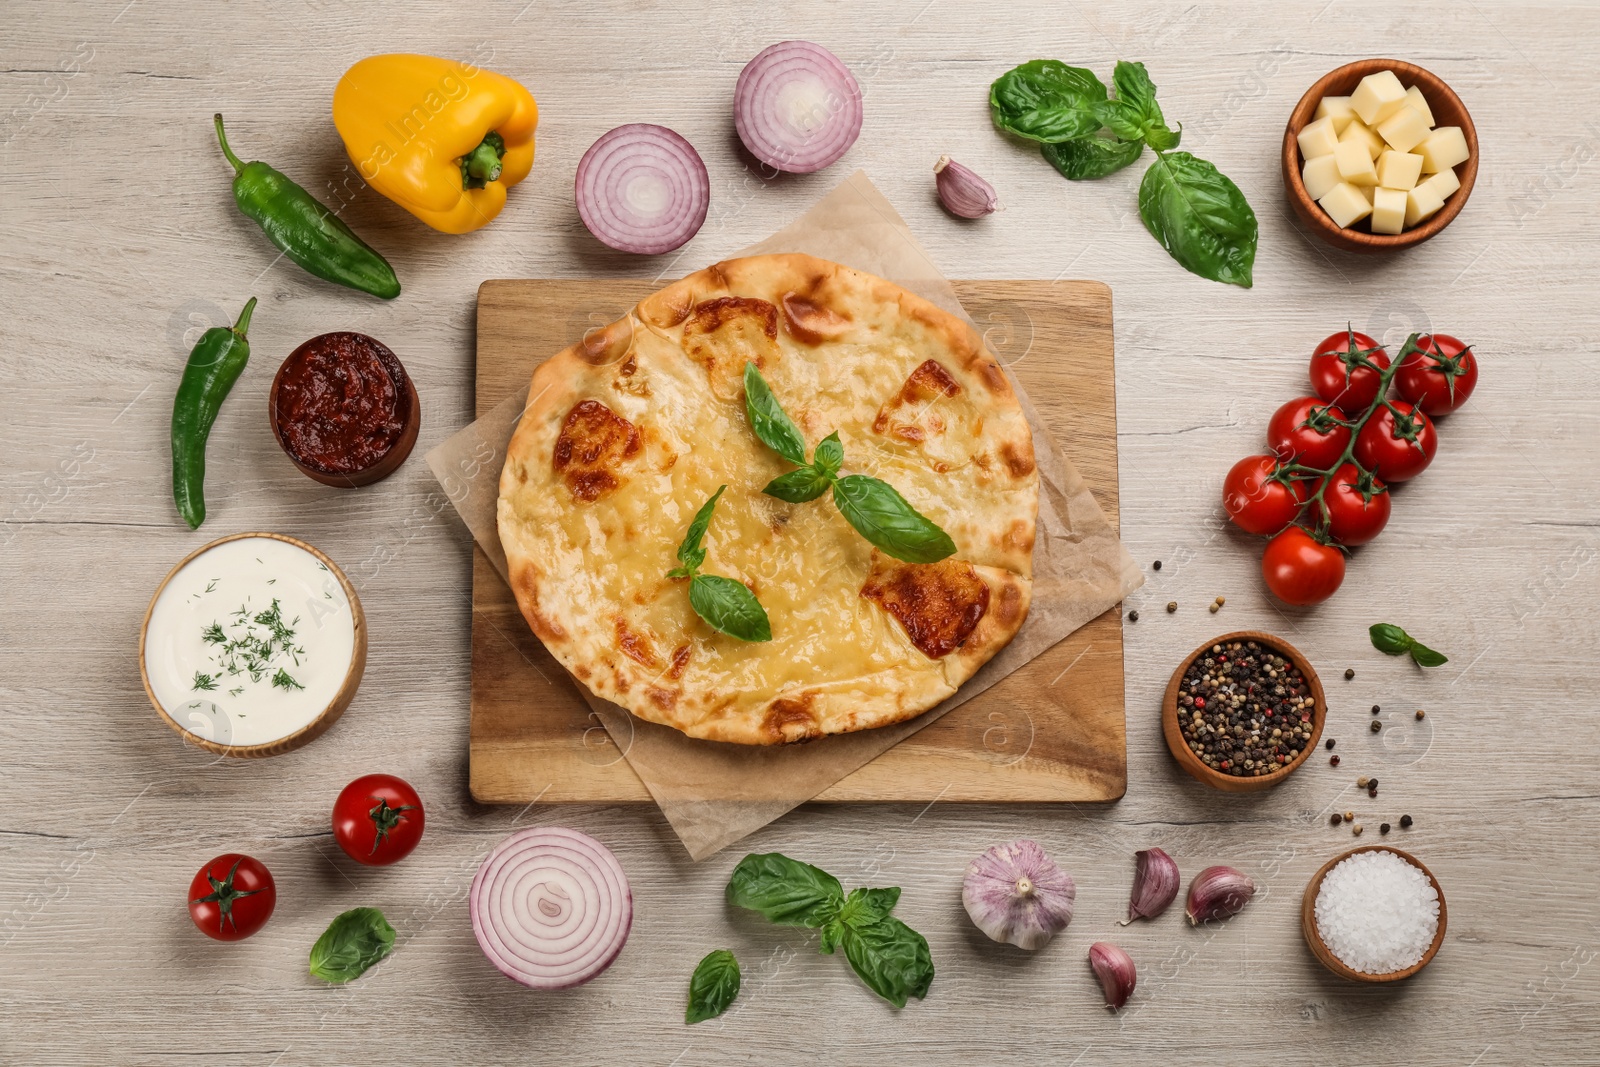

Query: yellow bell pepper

[333,54,537,234]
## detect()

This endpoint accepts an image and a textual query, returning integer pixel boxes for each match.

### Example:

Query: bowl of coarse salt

[1302,846,1447,983]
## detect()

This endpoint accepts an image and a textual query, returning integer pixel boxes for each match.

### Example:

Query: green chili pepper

[214,114,400,300]
[171,297,256,530]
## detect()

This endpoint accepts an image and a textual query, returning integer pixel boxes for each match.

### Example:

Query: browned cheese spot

[1000,438,1036,478]
[614,617,657,668]
[873,359,961,442]
[668,643,693,680]
[994,580,1023,627]
[1001,517,1035,556]
[681,297,781,401]
[647,686,678,710]
[513,565,566,643]
[552,399,641,502]
[780,291,852,345]
[860,553,990,659]
[762,692,821,743]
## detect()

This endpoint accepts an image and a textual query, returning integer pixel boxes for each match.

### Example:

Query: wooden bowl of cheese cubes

[1284,60,1477,252]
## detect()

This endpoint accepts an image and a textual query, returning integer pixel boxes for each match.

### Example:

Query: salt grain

[1314,850,1439,975]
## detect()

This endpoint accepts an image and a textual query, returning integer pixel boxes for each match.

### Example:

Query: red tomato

[1310,329,1391,414]
[1354,401,1437,482]
[189,854,275,941]
[1267,396,1352,469]
[1396,334,1478,416]
[333,774,425,866]
[1223,454,1307,535]
[1261,527,1346,606]
[1316,463,1390,546]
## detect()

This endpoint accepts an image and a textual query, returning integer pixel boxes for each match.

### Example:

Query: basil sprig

[309,907,395,984]
[743,363,956,564]
[992,59,1256,288]
[685,949,741,1024]
[1369,623,1449,667]
[727,852,934,1009]
[668,485,772,642]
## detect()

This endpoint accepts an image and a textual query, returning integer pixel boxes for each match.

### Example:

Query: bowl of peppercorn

[1162,631,1327,792]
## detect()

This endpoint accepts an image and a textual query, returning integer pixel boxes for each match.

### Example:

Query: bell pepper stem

[214,114,245,175]
[460,131,506,188]
[232,296,257,336]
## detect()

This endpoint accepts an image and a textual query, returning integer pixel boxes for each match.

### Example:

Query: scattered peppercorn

[1370,719,1382,733]
[1367,784,1378,798]
[1209,603,1220,613]
[1153,560,1162,571]
[1325,738,1335,750]
[1380,822,1391,835]
[1415,709,1425,720]
[1331,813,1343,826]
[1358,776,1369,788]
[1367,777,1378,789]
[1400,814,1413,828]
[1128,610,1139,622]
[1214,596,1226,606]
[1167,601,1177,613]
[1344,668,1355,680]
[1352,824,1363,836]
[1176,639,1315,778]
[1344,811,1354,822]
[1372,704,1380,714]
[1329,754,1340,766]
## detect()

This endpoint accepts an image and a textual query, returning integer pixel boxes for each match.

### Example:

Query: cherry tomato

[1396,333,1478,416]
[1310,329,1391,414]
[189,853,275,941]
[1267,396,1352,469]
[333,774,425,866]
[1223,454,1307,536]
[1316,463,1390,546]
[1354,401,1437,482]
[1261,526,1346,606]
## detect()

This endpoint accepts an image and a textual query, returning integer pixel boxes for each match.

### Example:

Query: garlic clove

[1185,865,1256,924]
[962,839,1075,950]
[1121,847,1180,924]
[934,155,999,219]
[1088,941,1137,1010]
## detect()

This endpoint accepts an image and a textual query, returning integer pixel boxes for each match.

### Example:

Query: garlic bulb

[1087,941,1136,1010]
[1185,865,1256,924]
[1121,847,1180,923]
[962,839,1075,950]
[934,156,999,219]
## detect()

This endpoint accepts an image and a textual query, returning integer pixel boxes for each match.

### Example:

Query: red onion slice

[575,124,710,255]
[734,41,863,174]
[470,827,633,989]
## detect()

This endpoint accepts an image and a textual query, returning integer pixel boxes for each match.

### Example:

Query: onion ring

[575,124,710,255]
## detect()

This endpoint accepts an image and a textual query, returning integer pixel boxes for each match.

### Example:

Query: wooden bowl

[1162,630,1326,792]
[139,532,367,758]
[1283,59,1478,252]
[1301,845,1447,982]
[268,332,420,489]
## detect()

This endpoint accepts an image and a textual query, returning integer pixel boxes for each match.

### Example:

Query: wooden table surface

[3,3,1597,1064]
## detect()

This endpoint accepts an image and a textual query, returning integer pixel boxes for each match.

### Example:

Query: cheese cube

[1371,187,1407,234]
[1352,70,1408,124]
[1334,140,1380,186]
[1423,166,1460,199]
[1339,118,1386,161]
[1297,115,1340,159]
[1377,105,1432,154]
[1315,95,1358,133]
[1302,154,1342,199]
[1404,182,1446,227]
[1417,126,1470,172]
[1320,182,1374,228]
[1404,85,1435,127]
[1376,150,1425,190]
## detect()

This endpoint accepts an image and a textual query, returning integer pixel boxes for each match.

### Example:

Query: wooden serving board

[470,280,1125,803]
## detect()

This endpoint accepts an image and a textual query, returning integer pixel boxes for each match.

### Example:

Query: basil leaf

[685,949,741,1024]
[727,852,845,928]
[671,484,726,577]
[1093,98,1148,142]
[840,916,934,1009]
[838,886,901,929]
[812,431,844,478]
[689,574,772,643]
[1043,136,1144,180]
[743,362,807,466]
[1409,643,1449,668]
[1368,623,1413,656]
[1144,121,1182,152]
[309,907,395,984]
[1138,151,1257,288]
[764,465,833,504]
[832,475,956,564]
[989,60,1108,143]
[1112,60,1160,124]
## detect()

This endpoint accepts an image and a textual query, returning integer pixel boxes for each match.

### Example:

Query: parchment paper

[427,171,1143,859]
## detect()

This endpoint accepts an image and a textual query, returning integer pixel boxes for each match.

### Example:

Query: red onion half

[470,827,633,989]
[575,124,709,254]
[734,41,862,174]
